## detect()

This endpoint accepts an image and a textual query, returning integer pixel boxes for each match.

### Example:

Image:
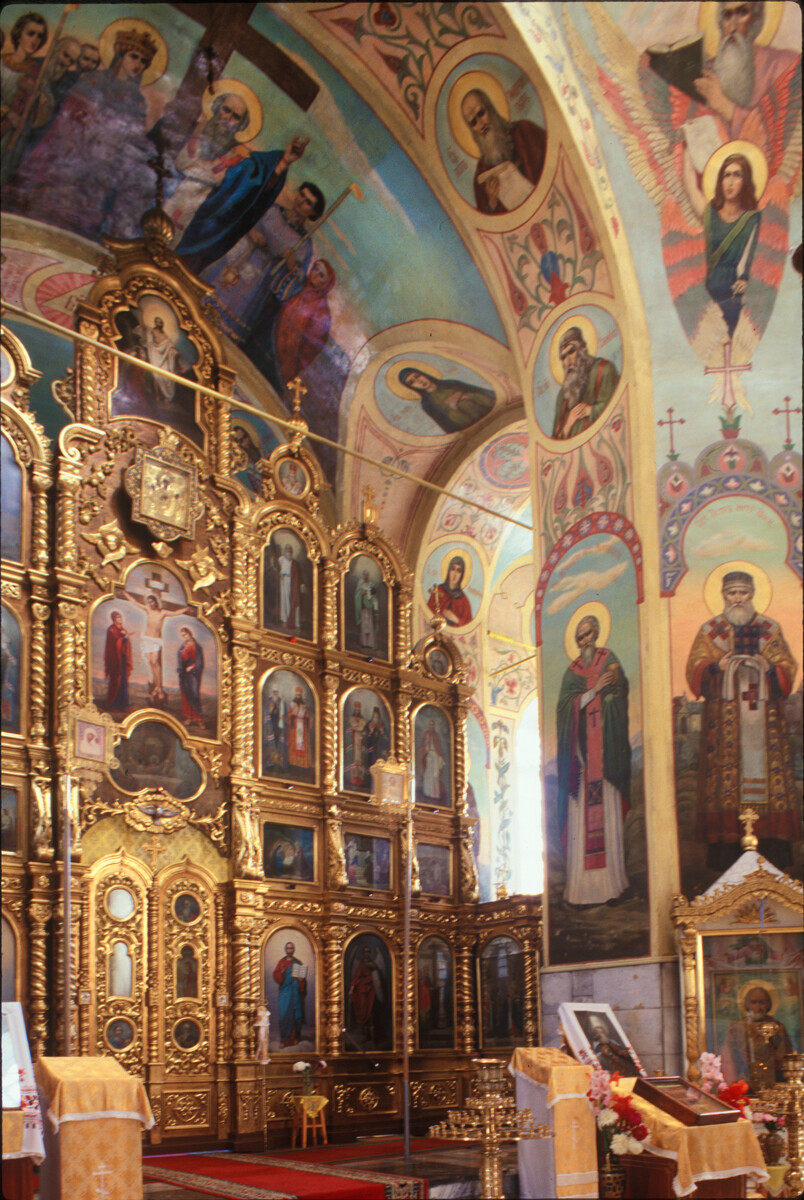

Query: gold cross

[143,833,170,873]
[287,376,307,416]
[739,807,760,850]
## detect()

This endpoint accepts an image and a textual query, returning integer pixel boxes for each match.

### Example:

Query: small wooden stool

[291,1095,329,1149]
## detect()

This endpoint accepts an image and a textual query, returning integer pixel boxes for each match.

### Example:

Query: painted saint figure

[115,588,192,707]
[277,543,304,631]
[686,570,799,869]
[721,985,794,1085]
[263,684,287,772]
[103,611,133,714]
[287,685,313,773]
[354,569,378,649]
[346,700,367,787]
[272,940,307,1047]
[0,11,49,180]
[428,557,472,626]
[349,945,384,1046]
[363,706,388,774]
[420,718,446,803]
[460,86,546,214]
[586,1015,638,1077]
[551,326,619,440]
[133,316,183,404]
[556,615,631,907]
[704,155,761,339]
[397,366,494,434]
[162,91,252,238]
[274,258,336,388]
[177,627,204,727]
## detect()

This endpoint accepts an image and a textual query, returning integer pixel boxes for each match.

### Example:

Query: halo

[549,315,599,384]
[702,141,768,204]
[447,71,510,160]
[387,360,442,400]
[440,548,472,590]
[699,1,783,59]
[98,18,168,87]
[138,295,179,342]
[737,978,779,1017]
[703,560,772,616]
[563,602,611,660]
[201,79,263,144]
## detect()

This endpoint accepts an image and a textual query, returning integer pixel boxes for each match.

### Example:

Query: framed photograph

[344,832,391,889]
[558,1001,646,1077]
[702,930,803,1085]
[263,822,315,883]
[417,842,451,896]
[478,935,525,1049]
[633,1076,741,1126]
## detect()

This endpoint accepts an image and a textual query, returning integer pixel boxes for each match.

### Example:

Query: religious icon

[110,721,203,801]
[426,647,451,678]
[380,357,495,436]
[417,843,451,896]
[173,1018,201,1050]
[126,444,203,542]
[175,945,199,999]
[174,893,201,924]
[261,670,316,783]
[108,941,133,998]
[424,547,476,628]
[1,788,19,854]
[344,833,391,889]
[344,934,393,1052]
[1,604,22,736]
[341,688,391,795]
[262,530,314,641]
[417,936,455,1050]
[343,554,389,659]
[414,706,452,807]
[75,719,107,763]
[263,823,315,882]
[105,887,136,921]
[478,935,525,1048]
[1,434,22,563]
[558,1001,646,1078]
[277,457,309,497]
[264,927,316,1053]
[106,1017,135,1051]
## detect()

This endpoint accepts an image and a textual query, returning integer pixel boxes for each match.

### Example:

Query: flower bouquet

[587,1068,650,1157]
[698,1052,751,1115]
[293,1058,327,1096]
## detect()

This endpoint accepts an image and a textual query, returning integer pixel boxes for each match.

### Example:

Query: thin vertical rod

[63,774,72,1056]
[403,802,412,1169]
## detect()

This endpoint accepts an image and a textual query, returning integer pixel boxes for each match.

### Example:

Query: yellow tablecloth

[510,1047,595,1199]
[35,1056,153,1131]
[613,1076,769,1198]
[293,1094,329,1118]
[35,1057,153,1200]
[2,1111,25,1156]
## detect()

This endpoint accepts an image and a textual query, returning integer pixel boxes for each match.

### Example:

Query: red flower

[633,1123,649,1141]
[719,1080,750,1114]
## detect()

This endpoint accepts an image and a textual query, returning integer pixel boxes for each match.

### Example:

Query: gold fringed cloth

[612,1077,769,1198]
[293,1094,329,1119]
[35,1057,154,1200]
[509,1047,596,1199]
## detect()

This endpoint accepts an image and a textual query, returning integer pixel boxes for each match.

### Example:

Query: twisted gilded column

[321,670,339,795]
[454,701,469,816]
[78,887,90,1055]
[679,926,700,1082]
[27,871,52,1057]
[76,317,109,426]
[520,933,539,1047]
[231,914,253,1061]
[394,687,412,768]
[147,881,160,1064]
[230,517,250,620]
[55,462,81,573]
[230,646,254,774]
[215,893,229,1060]
[395,583,413,666]
[325,803,347,890]
[324,927,346,1056]
[455,932,477,1053]
[30,462,50,572]
[29,601,50,743]
[321,558,339,650]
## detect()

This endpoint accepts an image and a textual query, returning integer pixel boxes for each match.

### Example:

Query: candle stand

[428,1058,552,1200]
[756,1052,804,1194]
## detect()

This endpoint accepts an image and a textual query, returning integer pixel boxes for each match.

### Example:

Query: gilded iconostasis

[1,0,801,1139]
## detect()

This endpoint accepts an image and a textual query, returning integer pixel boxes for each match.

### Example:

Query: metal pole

[403,800,412,1169]
[63,773,72,1056]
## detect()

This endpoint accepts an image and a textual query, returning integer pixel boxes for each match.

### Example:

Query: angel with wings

[564,1,801,370]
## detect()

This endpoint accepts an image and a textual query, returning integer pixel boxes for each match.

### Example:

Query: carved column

[321,670,339,795]
[455,932,477,1054]
[55,462,81,573]
[231,914,253,1061]
[230,645,254,774]
[27,865,52,1056]
[28,601,50,743]
[230,518,250,621]
[147,881,161,1065]
[394,686,412,769]
[680,926,700,1082]
[324,927,346,1057]
[215,892,229,1061]
[30,463,50,572]
[78,885,91,1055]
[520,932,539,1047]
[215,365,236,477]
[76,318,106,426]
[453,700,469,816]
[395,583,413,666]
[458,820,479,904]
[325,803,347,890]
[55,602,77,748]
[321,558,339,650]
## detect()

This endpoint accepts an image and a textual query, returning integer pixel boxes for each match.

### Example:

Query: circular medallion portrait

[174,893,201,924]
[173,1018,201,1050]
[277,457,309,498]
[105,887,136,921]
[105,1017,135,1051]
[436,54,547,215]
[533,306,623,441]
[426,646,452,678]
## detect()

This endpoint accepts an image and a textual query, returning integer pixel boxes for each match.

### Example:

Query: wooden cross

[657,407,685,460]
[287,376,307,417]
[704,341,751,414]
[772,396,802,450]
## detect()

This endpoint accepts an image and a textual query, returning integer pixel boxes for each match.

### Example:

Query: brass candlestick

[429,1058,552,1200]
[757,1052,804,1194]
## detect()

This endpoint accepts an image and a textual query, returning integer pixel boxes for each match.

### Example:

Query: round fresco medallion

[173,1018,201,1050]
[105,1017,135,1051]
[479,432,529,488]
[174,893,201,924]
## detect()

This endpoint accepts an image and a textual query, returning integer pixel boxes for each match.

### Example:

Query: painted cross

[772,396,802,450]
[287,376,307,415]
[703,341,751,414]
[144,833,171,873]
[741,681,760,711]
[92,1162,112,1199]
[657,407,685,460]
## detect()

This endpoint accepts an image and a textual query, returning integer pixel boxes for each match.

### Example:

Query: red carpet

[143,1151,427,1199]
[268,1137,454,1164]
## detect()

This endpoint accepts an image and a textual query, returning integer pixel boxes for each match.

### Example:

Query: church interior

[1,2,802,1198]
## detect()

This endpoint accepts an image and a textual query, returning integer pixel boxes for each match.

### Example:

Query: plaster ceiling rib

[2,302,532,533]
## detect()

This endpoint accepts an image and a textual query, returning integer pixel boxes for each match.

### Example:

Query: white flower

[626,1137,644,1154]
[292,1061,310,1073]
[610,1133,629,1155]
[597,1109,618,1128]
[318,1060,327,1070]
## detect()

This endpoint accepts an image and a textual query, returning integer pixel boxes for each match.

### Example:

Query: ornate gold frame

[672,859,803,1082]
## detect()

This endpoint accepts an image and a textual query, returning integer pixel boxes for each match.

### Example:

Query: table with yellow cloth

[291,1093,329,1148]
[509,1047,596,1199]
[35,1056,154,1200]
[612,1076,769,1198]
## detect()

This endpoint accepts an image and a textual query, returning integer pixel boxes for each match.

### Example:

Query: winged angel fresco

[563,2,801,368]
